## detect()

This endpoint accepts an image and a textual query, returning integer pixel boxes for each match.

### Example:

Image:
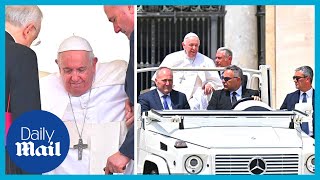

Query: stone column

[224,6,258,70]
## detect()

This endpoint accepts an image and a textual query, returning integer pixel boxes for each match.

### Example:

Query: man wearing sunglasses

[207,65,260,110]
[280,66,314,138]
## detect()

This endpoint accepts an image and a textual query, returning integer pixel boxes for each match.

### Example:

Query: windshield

[148,110,294,129]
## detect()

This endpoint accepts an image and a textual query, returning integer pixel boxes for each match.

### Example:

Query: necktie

[162,95,169,110]
[231,92,237,105]
[301,93,309,134]
[302,93,307,103]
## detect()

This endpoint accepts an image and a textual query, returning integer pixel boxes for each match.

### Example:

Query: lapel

[170,90,178,109]
[312,88,315,137]
[222,90,232,109]
[292,90,300,108]
[152,89,164,110]
[312,89,315,108]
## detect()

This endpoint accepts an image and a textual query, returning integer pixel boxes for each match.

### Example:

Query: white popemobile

[137,65,315,175]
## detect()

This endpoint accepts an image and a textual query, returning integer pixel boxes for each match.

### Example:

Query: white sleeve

[203,58,223,90]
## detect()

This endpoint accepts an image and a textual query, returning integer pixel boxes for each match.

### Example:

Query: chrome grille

[215,154,299,175]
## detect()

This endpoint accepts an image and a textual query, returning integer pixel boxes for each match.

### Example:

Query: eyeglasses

[292,76,306,81]
[31,38,41,46]
[222,76,238,82]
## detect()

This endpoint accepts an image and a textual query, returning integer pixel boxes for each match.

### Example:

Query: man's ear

[55,59,61,71]
[22,23,34,39]
[306,76,312,83]
[93,57,98,65]
[92,57,98,72]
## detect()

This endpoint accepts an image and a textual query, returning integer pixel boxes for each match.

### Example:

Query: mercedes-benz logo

[248,157,266,175]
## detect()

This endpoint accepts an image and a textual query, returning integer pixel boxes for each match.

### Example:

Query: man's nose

[71,72,80,81]
[113,24,121,33]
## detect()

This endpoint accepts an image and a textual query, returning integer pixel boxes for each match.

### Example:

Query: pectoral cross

[73,138,88,160]
[179,74,186,84]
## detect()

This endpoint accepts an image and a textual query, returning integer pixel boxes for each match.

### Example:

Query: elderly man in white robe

[153,32,223,110]
[40,36,133,174]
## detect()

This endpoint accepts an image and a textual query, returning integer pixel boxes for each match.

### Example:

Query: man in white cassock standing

[153,32,223,110]
[40,35,133,174]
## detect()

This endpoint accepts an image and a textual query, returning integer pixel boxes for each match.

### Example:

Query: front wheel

[143,161,159,174]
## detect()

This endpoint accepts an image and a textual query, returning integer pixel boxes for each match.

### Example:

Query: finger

[205,87,211,95]
[125,99,133,112]
[126,106,132,112]
[105,166,111,174]
[116,166,125,173]
[126,117,134,127]
[125,111,133,119]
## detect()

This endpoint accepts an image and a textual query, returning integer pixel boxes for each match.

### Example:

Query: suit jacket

[207,88,259,110]
[280,89,315,111]
[138,89,190,112]
[125,32,134,106]
[5,31,41,174]
[280,89,315,138]
[119,32,134,160]
[5,31,41,120]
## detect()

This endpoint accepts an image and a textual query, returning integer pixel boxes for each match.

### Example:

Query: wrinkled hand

[252,96,261,101]
[203,83,214,95]
[125,99,134,127]
[104,151,130,174]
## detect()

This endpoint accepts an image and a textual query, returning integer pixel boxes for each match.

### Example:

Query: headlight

[306,154,315,173]
[184,155,203,174]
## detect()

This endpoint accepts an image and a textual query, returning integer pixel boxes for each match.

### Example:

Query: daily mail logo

[16,127,61,157]
[6,110,69,174]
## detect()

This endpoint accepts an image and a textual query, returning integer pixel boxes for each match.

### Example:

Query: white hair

[5,6,42,28]
[183,32,199,42]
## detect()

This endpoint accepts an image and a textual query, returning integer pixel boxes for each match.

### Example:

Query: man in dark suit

[5,6,43,174]
[207,65,259,110]
[280,66,314,138]
[139,67,190,112]
[103,6,134,174]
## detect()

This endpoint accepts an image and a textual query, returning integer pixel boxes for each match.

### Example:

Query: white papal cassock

[40,60,133,174]
[153,50,223,110]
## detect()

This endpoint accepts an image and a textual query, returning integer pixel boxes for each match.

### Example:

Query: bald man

[139,67,190,112]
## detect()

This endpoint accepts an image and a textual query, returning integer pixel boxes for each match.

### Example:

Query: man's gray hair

[295,66,313,83]
[155,67,173,78]
[183,32,200,43]
[5,6,43,28]
[217,47,233,58]
[225,65,243,80]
